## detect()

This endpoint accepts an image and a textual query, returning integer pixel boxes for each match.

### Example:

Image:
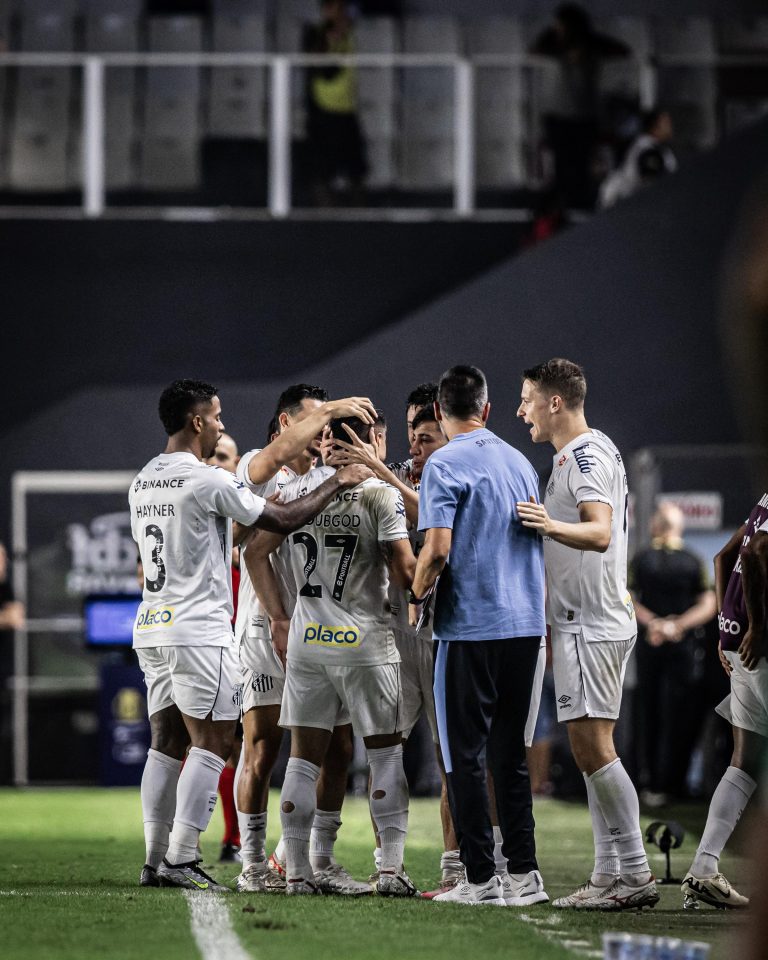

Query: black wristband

[407,589,427,605]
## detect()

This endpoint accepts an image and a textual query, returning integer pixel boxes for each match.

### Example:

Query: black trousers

[434,636,542,884]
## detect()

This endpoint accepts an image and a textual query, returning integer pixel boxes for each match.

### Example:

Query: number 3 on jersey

[144,523,166,593]
[292,532,358,601]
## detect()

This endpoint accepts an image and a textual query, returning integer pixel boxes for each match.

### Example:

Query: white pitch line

[184,891,252,960]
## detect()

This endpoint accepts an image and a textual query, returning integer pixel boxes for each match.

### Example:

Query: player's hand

[331,424,383,470]
[270,618,289,669]
[516,499,554,536]
[324,397,377,425]
[738,627,765,671]
[718,641,732,677]
[645,620,665,647]
[336,463,374,488]
[408,603,422,627]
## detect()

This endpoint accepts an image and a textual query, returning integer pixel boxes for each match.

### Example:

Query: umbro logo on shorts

[557,695,572,710]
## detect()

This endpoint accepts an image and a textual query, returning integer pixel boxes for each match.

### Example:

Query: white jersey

[279,466,409,665]
[129,452,266,649]
[234,449,297,665]
[385,460,431,641]
[543,429,635,641]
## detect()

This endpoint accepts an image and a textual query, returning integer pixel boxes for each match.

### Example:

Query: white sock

[583,771,620,883]
[492,825,506,875]
[310,809,341,870]
[140,749,182,869]
[440,848,462,881]
[691,766,756,877]
[274,835,286,863]
[367,744,409,874]
[238,811,267,871]
[280,757,320,882]
[373,846,382,871]
[589,759,649,879]
[166,747,225,865]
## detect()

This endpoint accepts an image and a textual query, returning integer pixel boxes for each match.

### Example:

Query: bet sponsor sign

[654,492,723,530]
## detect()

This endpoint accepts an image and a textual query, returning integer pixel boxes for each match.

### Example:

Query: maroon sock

[218,766,240,846]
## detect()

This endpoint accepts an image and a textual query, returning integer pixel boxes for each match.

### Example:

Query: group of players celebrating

[130,364,766,913]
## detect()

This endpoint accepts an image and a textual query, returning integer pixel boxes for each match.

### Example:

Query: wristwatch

[407,589,427,605]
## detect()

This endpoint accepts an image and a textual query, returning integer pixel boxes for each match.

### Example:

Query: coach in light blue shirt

[409,365,548,907]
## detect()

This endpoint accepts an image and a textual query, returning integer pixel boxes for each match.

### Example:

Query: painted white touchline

[184,891,252,960]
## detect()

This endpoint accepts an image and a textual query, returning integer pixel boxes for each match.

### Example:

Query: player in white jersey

[248,415,418,897]
[131,379,371,892]
[234,386,372,896]
[516,359,657,911]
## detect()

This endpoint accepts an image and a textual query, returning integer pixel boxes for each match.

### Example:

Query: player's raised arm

[245,397,377,486]
[255,463,371,534]
[332,424,420,527]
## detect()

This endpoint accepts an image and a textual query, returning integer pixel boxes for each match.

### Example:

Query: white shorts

[280,659,401,738]
[242,666,285,712]
[394,628,438,742]
[524,639,547,747]
[136,644,242,721]
[716,652,768,738]
[551,630,635,721]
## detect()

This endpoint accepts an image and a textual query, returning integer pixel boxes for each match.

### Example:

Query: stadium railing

[0,50,766,219]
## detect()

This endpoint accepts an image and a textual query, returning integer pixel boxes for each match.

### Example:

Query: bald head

[207,433,239,473]
[651,501,685,542]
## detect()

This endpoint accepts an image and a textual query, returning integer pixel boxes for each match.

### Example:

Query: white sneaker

[432,873,506,906]
[313,863,373,896]
[500,870,549,906]
[235,861,269,893]
[681,872,749,910]
[552,877,616,909]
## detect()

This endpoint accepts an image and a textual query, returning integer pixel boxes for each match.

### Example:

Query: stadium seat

[84,11,140,189]
[718,18,768,53]
[466,17,527,188]
[208,13,268,138]
[356,17,398,188]
[9,10,75,189]
[140,16,203,190]
[655,17,717,152]
[599,16,652,101]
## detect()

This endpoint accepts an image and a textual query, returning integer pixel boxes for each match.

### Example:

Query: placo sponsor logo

[718,613,742,636]
[303,622,361,647]
[136,607,175,629]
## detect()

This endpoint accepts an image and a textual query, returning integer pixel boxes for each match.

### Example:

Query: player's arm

[516,499,613,552]
[245,529,291,667]
[245,397,377,486]
[738,531,768,670]
[332,426,420,527]
[411,527,451,601]
[255,464,371,534]
[380,538,416,590]
[714,524,746,611]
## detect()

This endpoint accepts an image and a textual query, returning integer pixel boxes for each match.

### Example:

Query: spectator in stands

[0,542,24,784]
[303,0,368,206]
[629,503,717,805]
[530,3,629,209]
[599,109,677,209]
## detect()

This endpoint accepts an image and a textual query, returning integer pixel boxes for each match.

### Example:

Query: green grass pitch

[0,788,748,960]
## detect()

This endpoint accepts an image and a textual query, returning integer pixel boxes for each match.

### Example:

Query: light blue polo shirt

[418,427,545,642]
